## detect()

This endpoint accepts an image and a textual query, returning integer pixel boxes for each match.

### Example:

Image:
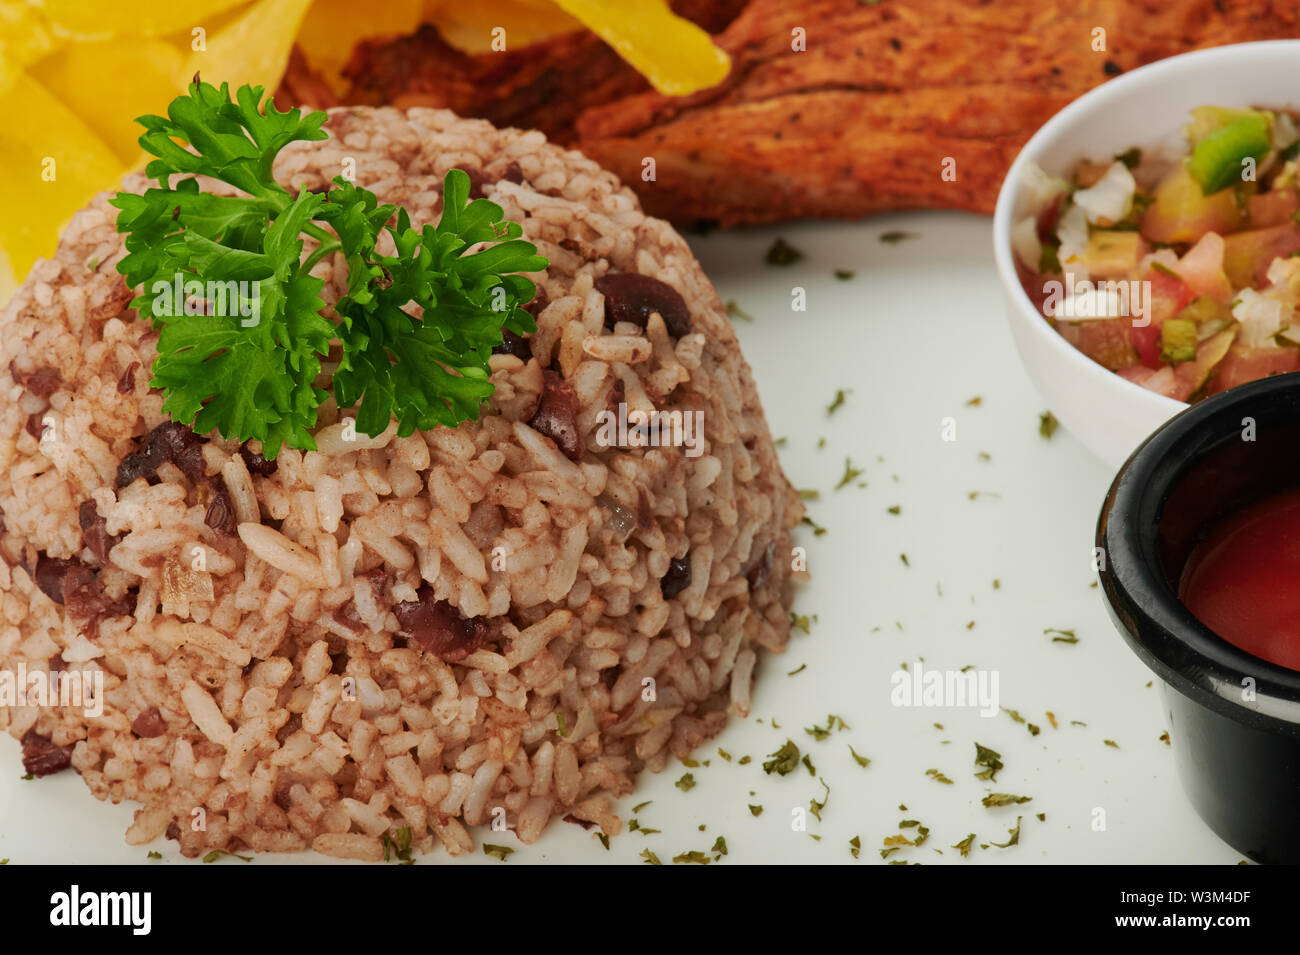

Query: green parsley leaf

[848,744,871,768]
[764,237,803,266]
[112,80,546,458]
[675,772,696,792]
[202,849,252,863]
[974,743,1003,782]
[982,793,1033,808]
[763,739,801,775]
[640,848,662,865]
[1039,410,1059,440]
[483,844,514,862]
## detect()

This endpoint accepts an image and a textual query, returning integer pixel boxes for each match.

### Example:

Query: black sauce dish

[1098,372,1300,864]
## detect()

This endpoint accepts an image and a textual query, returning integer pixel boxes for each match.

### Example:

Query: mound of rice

[0,107,802,859]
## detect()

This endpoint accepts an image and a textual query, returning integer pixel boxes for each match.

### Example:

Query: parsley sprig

[112,80,546,458]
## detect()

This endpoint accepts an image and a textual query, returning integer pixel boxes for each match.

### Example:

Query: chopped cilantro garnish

[672,850,712,864]
[952,833,976,858]
[833,268,856,280]
[826,388,851,415]
[848,745,870,768]
[982,793,1033,807]
[764,237,803,266]
[725,299,754,322]
[147,851,162,860]
[1039,411,1059,440]
[974,743,1003,782]
[1044,628,1078,644]
[899,553,910,567]
[711,836,727,858]
[640,848,662,865]
[790,613,813,634]
[797,488,820,501]
[801,516,828,536]
[763,740,801,776]
[748,804,764,816]
[926,768,954,784]
[202,849,252,863]
[555,711,569,736]
[887,505,900,515]
[483,844,515,862]
[835,458,864,490]
[381,825,414,865]
[880,230,920,244]
[989,816,1023,849]
[810,778,830,821]
[1115,146,1142,168]
[597,833,610,850]
[632,800,652,814]
[675,773,696,792]
[849,835,861,859]
[1104,739,1119,748]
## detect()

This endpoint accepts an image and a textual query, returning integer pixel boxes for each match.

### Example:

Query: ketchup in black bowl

[1180,486,1300,673]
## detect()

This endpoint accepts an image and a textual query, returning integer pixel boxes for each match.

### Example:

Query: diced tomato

[1206,344,1300,395]
[1128,323,1164,369]
[1144,268,1196,325]
[1055,318,1138,371]
[1176,233,1233,303]
[1222,224,1300,288]
[1248,189,1300,228]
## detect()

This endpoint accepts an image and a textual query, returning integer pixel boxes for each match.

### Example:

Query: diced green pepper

[1161,319,1199,363]
[1187,114,1272,196]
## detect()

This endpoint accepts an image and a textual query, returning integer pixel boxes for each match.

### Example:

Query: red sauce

[1180,486,1300,671]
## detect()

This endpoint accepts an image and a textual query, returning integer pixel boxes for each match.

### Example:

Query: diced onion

[1232,288,1289,347]
[1056,203,1090,274]
[1011,215,1042,273]
[1071,161,1136,225]
[1020,161,1070,214]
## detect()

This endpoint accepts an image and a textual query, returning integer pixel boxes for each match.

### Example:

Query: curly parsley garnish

[112,80,546,459]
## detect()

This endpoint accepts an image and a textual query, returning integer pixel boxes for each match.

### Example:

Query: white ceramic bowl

[993,40,1300,471]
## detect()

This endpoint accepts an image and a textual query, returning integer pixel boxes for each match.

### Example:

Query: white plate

[0,213,1239,864]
